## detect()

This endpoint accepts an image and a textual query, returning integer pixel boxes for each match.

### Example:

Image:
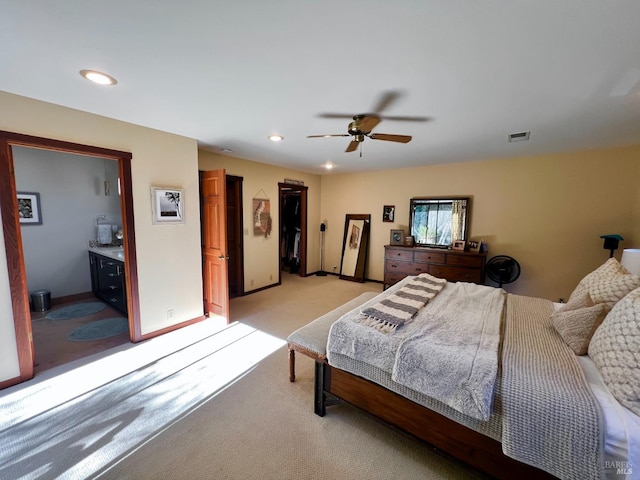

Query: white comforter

[327,277,505,420]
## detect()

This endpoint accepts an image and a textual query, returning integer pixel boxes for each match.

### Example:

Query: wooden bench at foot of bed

[286,292,379,382]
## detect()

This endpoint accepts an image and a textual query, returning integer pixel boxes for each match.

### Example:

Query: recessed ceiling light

[79,69,118,85]
[268,135,284,142]
[220,148,233,153]
[323,162,335,170]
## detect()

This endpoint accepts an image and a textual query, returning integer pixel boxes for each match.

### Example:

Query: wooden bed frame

[315,361,557,480]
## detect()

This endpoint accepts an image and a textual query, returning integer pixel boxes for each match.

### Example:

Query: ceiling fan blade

[378,115,431,122]
[369,133,412,143]
[345,140,359,152]
[371,90,403,113]
[307,134,350,138]
[357,115,381,133]
[317,113,355,119]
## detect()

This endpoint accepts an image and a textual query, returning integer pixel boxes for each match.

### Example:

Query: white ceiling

[2,1,640,174]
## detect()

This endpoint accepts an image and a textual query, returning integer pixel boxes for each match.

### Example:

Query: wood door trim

[0,130,141,385]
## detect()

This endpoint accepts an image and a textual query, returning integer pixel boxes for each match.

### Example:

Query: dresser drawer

[384,272,408,287]
[446,254,484,268]
[385,259,429,275]
[428,265,483,283]
[385,248,414,262]
[413,251,445,264]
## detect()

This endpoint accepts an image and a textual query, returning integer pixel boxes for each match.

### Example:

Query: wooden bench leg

[289,348,296,382]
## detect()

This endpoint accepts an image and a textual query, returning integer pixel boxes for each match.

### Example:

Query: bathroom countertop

[88,246,125,262]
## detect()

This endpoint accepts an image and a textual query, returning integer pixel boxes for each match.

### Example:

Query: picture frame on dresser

[452,240,466,251]
[467,240,481,253]
[390,229,404,246]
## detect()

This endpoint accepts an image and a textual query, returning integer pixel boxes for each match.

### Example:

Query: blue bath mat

[67,318,128,342]
[46,302,107,320]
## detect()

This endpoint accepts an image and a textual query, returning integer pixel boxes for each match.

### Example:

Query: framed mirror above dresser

[409,196,470,248]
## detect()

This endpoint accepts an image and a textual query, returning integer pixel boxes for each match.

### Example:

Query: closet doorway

[226,175,244,298]
[278,183,307,281]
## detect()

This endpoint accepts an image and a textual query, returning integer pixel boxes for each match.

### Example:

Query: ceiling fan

[307,91,429,155]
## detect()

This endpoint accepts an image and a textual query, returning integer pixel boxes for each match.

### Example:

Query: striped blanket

[360,273,447,332]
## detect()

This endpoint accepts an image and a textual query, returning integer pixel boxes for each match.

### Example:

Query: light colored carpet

[0,274,489,480]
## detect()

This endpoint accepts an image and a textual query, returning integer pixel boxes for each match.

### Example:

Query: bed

[315,261,640,480]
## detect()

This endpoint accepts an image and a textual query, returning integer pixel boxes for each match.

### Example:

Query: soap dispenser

[97,215,113,245]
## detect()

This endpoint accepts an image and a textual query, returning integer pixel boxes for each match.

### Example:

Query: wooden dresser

[384,245,486,288]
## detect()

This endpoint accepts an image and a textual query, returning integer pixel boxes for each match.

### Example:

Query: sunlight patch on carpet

[0,321,285,480]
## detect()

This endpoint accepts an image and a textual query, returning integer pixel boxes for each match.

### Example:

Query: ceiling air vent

[508,131,530,143]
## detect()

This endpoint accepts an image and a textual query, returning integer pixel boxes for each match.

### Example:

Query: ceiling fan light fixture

[268,134,284,142]
[79,69,118,85]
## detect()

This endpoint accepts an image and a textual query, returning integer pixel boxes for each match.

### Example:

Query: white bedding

[552,303,640,479]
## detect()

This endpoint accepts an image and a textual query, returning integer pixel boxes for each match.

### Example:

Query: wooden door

[200,169,229,322]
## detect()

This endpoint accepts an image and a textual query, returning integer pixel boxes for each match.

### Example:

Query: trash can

[31,290,51,312]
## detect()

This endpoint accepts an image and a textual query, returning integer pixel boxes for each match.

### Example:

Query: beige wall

[198,151,322,292]
[321,146,640,300]
[0,92,203,382]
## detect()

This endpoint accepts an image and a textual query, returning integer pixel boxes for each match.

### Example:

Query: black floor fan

[486,255,521,287]
[316,223,327,276]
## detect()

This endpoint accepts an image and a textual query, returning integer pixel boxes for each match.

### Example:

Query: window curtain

[451,200,466,241]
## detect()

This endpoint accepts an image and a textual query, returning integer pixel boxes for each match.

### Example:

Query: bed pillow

[568,257,640,309]
[588,287,640,416]
[551,299,608,355]
[567,258,622,304]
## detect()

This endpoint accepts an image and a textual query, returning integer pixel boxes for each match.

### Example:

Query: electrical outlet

[269,274,273,281]
[167,309,174,321]
[250,279,254,286]
[333,265,337,272]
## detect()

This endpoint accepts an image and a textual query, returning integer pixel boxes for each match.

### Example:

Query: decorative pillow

[588,287,640,416]
[567,257,640,310]
[567,258,622,304]
[588,268,640,309]
[556,291,594,313]
[551,301,608,355]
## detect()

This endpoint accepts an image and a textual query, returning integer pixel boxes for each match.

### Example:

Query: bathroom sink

[89,246,125,261]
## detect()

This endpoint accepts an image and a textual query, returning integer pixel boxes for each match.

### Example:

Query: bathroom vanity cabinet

[89,250,127,315]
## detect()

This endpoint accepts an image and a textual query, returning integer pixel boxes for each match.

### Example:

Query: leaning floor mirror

[339,214,370,283]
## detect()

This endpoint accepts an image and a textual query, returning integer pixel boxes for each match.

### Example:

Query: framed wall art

[151,187,184,224]
[382,205,395,222]
[17,192,42,225]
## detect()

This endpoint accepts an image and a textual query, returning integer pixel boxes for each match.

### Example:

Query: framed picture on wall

[17,192,42,225]
[382,205,395,222]
[151,187,184,224]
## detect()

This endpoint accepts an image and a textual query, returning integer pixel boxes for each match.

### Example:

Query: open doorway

[12,147,130,373]
[226,175,244,298]
[278,183,307,280]
[0,130,141,387]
